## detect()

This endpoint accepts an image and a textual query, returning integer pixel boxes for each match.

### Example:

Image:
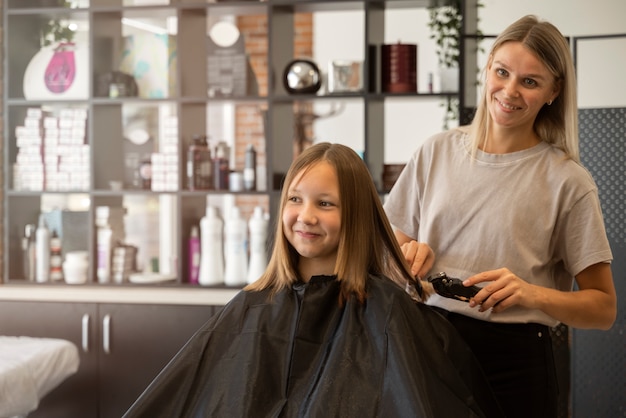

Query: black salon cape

[124,275,503,418]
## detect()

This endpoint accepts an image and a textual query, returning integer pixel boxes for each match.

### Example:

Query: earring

[547,100,553,106]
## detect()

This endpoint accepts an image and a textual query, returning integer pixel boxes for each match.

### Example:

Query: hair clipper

[427,272,481,302]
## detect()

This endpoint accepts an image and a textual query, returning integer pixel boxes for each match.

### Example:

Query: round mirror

[283,59,322,94]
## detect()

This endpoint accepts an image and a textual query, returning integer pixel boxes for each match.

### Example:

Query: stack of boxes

[150,114,179,191]
[14,106,90,191]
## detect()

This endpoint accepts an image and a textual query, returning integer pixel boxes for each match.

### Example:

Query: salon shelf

[2,0,471,287]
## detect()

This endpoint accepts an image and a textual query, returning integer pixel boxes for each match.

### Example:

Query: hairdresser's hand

[399,240,435,280]
[464,268,540,313]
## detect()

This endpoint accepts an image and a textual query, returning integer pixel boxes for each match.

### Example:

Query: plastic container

[224,206,248,286]
[63,251,89,284]
[199,206,224,285]
[247,206,269,284]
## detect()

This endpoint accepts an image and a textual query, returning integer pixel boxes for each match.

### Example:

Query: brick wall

[234,12,312,217]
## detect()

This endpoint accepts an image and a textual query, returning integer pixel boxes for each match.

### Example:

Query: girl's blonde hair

[245,142,417,304]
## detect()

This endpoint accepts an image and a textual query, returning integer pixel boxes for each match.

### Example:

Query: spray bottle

[199,206,224,285]
[224,206,248,286]
[247,206,269,284]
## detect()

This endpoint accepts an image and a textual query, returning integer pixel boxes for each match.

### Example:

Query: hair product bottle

[224,206,248,286]
[243,144,257,191]
[188,225,201,284]
[199,206,224,285]
[213,141,230,190]
[22,223,37,281]
[187,134,212,190]
[49,229,64,281]
[35,214,51,283]
[247,206,269,284]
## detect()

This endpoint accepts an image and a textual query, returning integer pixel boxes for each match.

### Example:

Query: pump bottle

[247,206,269,284]
[224,207,248,286]
[199,206,224,285]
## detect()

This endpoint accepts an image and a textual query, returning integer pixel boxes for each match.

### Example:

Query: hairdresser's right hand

[400,240,435,280]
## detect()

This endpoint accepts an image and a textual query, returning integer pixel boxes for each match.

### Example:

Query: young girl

[124,142,503,418]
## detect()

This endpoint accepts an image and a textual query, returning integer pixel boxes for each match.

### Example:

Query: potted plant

[428,0,483,128]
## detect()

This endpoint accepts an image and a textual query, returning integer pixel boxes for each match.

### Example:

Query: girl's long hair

[245,142,416,304]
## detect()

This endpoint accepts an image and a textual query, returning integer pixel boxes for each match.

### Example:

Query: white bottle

[97,224,113,284]
[247,206,269,284]
[199,206,224,285]
[224,207,248,286]
[35,214,50,283]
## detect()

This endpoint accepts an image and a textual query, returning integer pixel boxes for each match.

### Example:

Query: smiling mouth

[296,230,319,239]
[496,97,521,110]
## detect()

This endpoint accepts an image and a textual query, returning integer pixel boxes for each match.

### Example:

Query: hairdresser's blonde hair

[469,15,579,162]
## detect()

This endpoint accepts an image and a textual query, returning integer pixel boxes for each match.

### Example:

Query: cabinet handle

[81,313,90,353]
[103,314,111,354]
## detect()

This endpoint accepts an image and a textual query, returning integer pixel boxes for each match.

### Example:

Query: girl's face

[283,161,341,276]
[486,41,559,132]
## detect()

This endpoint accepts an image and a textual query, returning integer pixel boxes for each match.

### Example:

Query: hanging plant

[428,0,483,129]
[428,1,463,70]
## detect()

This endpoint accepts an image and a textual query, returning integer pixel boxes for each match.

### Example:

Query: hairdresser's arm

[394,229,435,279]
[466,262,617,330]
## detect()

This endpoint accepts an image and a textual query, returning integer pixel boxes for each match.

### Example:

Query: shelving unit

[3,0,473,286]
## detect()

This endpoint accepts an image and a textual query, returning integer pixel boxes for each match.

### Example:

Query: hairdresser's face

[283,161,341,275]
[486,41,558,132]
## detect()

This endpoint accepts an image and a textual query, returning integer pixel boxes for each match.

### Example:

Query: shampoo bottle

[247,206,269,284]
[35,214,50,283]
[188,225,201,284]
[224,206,248,286]
[198,206,224,285]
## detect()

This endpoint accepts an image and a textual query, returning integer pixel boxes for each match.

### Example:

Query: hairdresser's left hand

[400,240,435,280]
[464,268,539,313]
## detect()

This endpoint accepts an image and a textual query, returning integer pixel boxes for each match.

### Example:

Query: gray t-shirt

[384,129,612,326]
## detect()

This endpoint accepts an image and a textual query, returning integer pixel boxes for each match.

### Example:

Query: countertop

[0,284,240,306]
